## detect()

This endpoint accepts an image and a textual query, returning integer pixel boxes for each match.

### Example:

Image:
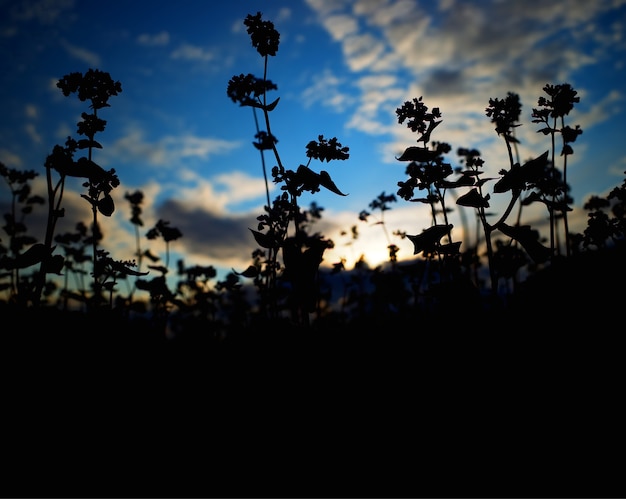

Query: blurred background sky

[1,0,625,282]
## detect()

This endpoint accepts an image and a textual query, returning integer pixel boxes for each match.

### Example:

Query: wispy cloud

[301,68,356,111]
[8,0,75,25]
[321,14,359,41]
[104,128,242,168]
[137,30,170,47]
[578,89,624,129]
[170,43,214,62]
[276,7,293,23]
[59,38,101,66]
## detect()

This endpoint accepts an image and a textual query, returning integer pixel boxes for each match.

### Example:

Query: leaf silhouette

[46,254,65,275]
[494,151,549,193]
[13,243,47,269]
[406,224,453,255]
[396,146,438,162]
[319,170,347,196]
[497,222,552,263]
[265,97,280,111]
[97,193,115,216]
[77,139,103,150]
[74,157,108,183]
[440,172,475,188]
[456,188,490,208]
[437,241,462,256]
[249,228,279,249]
[235,265,259,278]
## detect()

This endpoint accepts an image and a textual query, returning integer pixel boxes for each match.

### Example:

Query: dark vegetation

[2,12,624,498]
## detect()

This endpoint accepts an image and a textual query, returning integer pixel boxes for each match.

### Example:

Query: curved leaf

[235,265,259,278]
[14,243,47,269]
[497,222,552,263]
[319,170,347,196]
[97,193,115,216]
[265,97,280,111]
[396,146,438,162]
[406,224,453,255]
[249,228,279,249]
[456,188,490,208]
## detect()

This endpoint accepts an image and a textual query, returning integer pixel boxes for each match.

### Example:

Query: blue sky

[1,0,625,282]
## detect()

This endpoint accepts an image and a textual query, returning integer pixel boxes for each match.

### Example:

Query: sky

[1,0,625,285]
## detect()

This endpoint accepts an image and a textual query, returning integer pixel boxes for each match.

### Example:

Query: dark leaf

[249,228,279,249]
[493,151,548,193]
[77,139,103,150]
[438,241,462,256]
[14,243,47,269]
[522,150,550,183]
[235,265,259,278]
[46,254,65,275]
[146,264,169,274]
[319,170,348,196]
[493,165,523,193]
[265,97,280,111]
[75,157,108,182]
[497,223,552,263]
[396,146,438,162]
[406,224,453,255]
[97,193,115,217]
[456,188,490,208]
[439,174,475,188]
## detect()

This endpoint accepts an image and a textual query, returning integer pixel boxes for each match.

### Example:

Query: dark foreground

[2,250,624,498]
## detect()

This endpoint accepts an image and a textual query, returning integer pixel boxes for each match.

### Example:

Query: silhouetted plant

[579,172,626,250]
[53,221,92,309]
[132,219,183,321]
[228,12,349,326]
[394,96,474,308]
[31,69,124,307]
[125,190,145,304]
[0,162,47,304]
[92,249,146,308]
[531,83,582,257]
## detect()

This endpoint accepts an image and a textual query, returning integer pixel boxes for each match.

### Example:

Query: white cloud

[105,128,242,168]
[305,0,352,17]
[212,171,272,205]
[167,170,269,215]
[356,0,417,27]
[342,33,386,72]
[578,89,624,129]
[322,14,359,41]
[301,68,356,111]
[170,43,214,62]
[166,135,241,160]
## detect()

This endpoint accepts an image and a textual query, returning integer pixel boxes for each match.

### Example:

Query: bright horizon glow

[1,0,625,286]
